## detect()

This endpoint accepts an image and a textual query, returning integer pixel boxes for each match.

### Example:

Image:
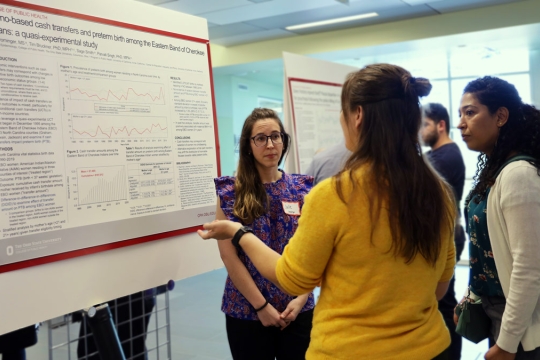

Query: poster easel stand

[85,305,126,360]
[46,286,173,359]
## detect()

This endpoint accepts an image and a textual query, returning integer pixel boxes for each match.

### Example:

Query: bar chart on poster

[0,0,219,268]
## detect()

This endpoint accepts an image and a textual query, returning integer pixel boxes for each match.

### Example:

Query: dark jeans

[225,309,313,360]
[481,296,540,360]
[438,232,465,360]
[1,349,25,360]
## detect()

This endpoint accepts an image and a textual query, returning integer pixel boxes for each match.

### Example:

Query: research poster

[0,1,219,268]
[288,78,342,173]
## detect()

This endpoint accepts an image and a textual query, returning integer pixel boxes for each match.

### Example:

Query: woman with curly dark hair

[456,76,540,360]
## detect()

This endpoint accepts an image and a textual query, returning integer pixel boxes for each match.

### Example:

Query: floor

[25,265,488,360]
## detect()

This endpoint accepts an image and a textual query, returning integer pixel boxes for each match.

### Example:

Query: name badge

[282,201,301,216]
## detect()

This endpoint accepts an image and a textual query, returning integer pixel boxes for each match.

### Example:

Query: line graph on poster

[70,114,169,140]
[69,76,166,105]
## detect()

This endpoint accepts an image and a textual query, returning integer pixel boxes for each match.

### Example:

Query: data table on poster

[288,79,342,173]
[0,1,218,267]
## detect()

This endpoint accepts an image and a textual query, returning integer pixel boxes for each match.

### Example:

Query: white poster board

[282,52,357,173]
[0,0,223,335]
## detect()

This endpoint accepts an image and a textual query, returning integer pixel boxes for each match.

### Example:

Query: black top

[427,142,466,211]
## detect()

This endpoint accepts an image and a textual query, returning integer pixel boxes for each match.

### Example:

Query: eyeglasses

[250,132,284,147]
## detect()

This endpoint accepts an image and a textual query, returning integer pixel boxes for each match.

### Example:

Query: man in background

[421,103,466,360]
[305,142,351,185]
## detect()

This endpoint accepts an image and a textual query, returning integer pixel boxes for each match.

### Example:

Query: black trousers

[432,347,450,360]
[77,292,154,360]
[482,296,540,360]
[1,349,26,360]
[225,309,313,360]
[438,229,465,360]
[0,325,37,360]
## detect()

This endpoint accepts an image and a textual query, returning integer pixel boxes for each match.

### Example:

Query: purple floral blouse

[215,171,316,320]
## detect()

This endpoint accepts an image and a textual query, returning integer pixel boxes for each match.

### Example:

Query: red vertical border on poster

[207,43,221,178]
[0,0,221,273]
[287,78,342,173]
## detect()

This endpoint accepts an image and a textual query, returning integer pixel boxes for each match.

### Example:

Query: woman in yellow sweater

[199,64,457,360]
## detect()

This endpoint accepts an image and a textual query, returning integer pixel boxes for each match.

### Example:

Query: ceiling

[135,0,525,46]
[209,19,540,86]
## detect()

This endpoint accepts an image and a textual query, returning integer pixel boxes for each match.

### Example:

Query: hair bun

[412,77,432,97]
[402,75,432,98]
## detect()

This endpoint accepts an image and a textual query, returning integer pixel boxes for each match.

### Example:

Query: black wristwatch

[231,226,253,250]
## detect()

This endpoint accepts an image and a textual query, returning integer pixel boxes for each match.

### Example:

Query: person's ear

[354,106,363,130]
[496,107,509,127]
[438,120,446,133]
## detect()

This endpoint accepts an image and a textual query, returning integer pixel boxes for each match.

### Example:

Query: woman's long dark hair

[464,76,540,200]
[336,63,455,266]
[234,108,290,224]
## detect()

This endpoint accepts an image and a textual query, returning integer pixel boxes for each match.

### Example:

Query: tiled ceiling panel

[286,5,437,36]
[400,0,445,5]
[428,0,525,13]
[148,0,250,15]
[243,0,414,32]
[135,0,527,46]
[216,29,298,47]
[208,23,267,39]
[199,0,345,26]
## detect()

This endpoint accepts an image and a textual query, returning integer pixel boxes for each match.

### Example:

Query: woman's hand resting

[257,303,289,330]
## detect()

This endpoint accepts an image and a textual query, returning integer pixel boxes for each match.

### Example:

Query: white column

[530,49,540,107]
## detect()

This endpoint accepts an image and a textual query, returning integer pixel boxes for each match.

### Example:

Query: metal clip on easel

[85,304,126,360]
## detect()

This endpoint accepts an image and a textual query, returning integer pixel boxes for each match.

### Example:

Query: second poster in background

[288,78,342,173]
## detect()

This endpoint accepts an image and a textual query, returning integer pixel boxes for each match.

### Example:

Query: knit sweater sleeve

[276,178,345,295]
[496,164,540,353]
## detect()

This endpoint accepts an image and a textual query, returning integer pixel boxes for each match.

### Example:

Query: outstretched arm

[200,181,340,296]
[200,219,282,284]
